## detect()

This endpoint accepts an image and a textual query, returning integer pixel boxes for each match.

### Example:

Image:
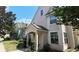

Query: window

[50,16,57,24]
[40,10,43,16]
[50,32,58,44]
[64,33,68,43]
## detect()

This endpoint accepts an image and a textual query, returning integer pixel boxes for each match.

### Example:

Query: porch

[26,23,48,51]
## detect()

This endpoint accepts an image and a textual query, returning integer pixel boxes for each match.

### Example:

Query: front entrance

[26,23,48,51]
[28,32,35,46]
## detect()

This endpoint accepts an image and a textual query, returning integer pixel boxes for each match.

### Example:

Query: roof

[32,23,48,31]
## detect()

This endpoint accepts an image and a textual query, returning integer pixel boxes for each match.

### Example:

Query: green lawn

[3,40,19,52]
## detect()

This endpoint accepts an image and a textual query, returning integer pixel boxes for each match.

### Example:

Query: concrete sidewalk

[11,50,23,52]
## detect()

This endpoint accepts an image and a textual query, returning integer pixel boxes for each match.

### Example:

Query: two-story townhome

[26,6,79,51]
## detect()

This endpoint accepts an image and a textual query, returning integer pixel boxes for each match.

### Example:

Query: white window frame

[50,32,58,44]
[64,32,68,44]
[50,16,57,24]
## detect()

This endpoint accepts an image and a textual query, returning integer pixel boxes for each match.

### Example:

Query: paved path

[0,42,5,52]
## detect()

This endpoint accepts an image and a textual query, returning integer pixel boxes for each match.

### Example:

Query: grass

[65,48,78,52]
[3,40,19,52]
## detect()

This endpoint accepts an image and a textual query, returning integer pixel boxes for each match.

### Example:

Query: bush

[17,39,27,48]
[23,39,27,48]
[43,43,51,52]
[76,45,79,49]
[18,39,23,43]
[15,38,20,40]
[30,42,35,52]
[4,37,11,41]
[17,42,24,49]
[1,35,4,38]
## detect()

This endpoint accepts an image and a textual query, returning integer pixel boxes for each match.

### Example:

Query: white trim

[50,31,59,44]
[35,32,38,51]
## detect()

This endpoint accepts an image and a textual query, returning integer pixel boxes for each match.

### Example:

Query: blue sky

[7,6,38,24]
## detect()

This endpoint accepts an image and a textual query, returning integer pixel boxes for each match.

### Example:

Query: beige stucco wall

[29,6,69,51]
[26,24,48,50]
[66,26,75,48]
[76,30,79,46]
[48,25,68,51]
[74,29,79,47]
[38,31,48,50]
[57,25,68,51]
[38,32,44,50]
[47,16,67,51]
[32,6,50,28]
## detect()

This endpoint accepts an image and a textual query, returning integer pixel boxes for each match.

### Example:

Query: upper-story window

[40,9,43,16]
[50,16,57,24]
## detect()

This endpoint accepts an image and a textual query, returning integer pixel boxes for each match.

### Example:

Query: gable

[31,6,52,28]
[26,24,37,33]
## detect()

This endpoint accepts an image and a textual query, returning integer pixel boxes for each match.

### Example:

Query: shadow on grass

[38,49,62,52]
[16,42,28,52]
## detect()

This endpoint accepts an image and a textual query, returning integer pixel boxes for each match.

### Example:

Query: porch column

[35,32,38,51]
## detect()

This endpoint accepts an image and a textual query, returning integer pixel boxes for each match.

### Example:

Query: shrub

[18,39,23,43]
[15,38,20,40]
[76,45,79,49]
[23,38,27,48]
[30,42,35,52]
[17,39,27,48]
[1,35,4,38]
[28,39,31,46]
[17,42,24,49]
[43,43,51,52]
[4,37,11,41]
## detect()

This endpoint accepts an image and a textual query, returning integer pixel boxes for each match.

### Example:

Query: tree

[0,6,16,36]
[47,6,79,29]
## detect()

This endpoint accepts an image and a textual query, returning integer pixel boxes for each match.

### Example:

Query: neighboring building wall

[73,29,79,47]
[65,26,75,48]
[76,30,79,46]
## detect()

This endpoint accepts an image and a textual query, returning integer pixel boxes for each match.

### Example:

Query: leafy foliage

[48,6,79,29]
[43,43,51,52]
[0,6,16,36]
[30,42,36,51]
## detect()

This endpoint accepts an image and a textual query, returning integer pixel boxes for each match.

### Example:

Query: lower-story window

[50,32,58,44]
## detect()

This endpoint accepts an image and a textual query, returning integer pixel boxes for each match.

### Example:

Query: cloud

[15,18,32,24]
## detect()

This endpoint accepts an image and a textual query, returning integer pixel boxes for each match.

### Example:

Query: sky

[7,6,38,24]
